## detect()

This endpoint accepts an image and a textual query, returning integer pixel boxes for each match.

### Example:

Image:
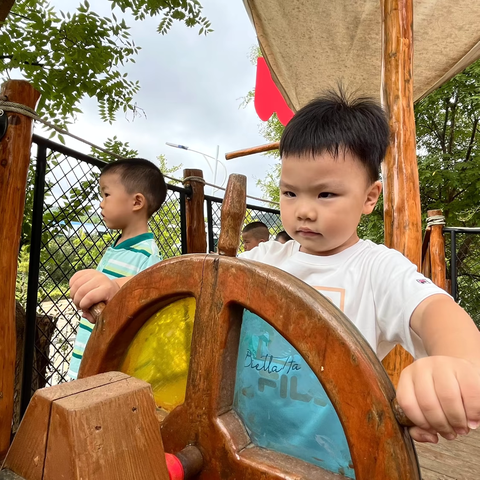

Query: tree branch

[464,117,479,163]
[0,0,15,26]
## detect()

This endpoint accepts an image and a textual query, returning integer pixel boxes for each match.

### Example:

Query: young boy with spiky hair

[242,221,270,251]
[68,158,166,380]
[236,90,480,474]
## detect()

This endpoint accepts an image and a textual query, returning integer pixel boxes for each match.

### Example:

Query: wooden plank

[3,372,128,480]
[380,0,418,386]
[416,432,480,480]
[183,168,207,253]
[419,468,455,480]
[0,80,40,459]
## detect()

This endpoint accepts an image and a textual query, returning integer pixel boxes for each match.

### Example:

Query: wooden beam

[225,142,279,160]
[183,169,207,253]
[380,0,419,387]
[0,80,40,459]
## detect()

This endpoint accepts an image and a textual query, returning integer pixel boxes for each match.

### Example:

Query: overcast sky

[38,0,277,202]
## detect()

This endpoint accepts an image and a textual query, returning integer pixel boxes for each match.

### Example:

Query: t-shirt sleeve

[369,248,451,359]
[138,251,162,272]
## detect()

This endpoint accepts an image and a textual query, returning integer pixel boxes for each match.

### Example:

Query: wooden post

[217,174,246,257]
[0,80,40,459]
[427,209,447,290]
[183,169,207,254]
[380,0,419,387]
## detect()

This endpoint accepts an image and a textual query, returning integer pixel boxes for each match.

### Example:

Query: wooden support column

[0,80,40,459]
[380,0,420,387]
[427,209,447,290]
[183,169,207,253]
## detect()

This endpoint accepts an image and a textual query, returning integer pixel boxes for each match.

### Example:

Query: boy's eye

[282,191,296,198]
[319,192,335,198]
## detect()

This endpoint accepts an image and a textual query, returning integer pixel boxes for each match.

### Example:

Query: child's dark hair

[242,221,269,239]
[101,158,166,217]
[279,89,390,183]
[275,230,292,242]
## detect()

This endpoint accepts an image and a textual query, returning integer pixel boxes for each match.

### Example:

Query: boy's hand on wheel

[69,270,120,323]
[397,356,480,443]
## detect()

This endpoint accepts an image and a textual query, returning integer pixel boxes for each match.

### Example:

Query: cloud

[42,0,278,201]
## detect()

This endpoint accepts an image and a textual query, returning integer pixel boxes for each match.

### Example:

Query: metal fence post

[20,143,47,417]
[450,230,457,302]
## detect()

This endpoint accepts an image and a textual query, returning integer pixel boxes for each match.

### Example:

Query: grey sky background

[39,0,277,202]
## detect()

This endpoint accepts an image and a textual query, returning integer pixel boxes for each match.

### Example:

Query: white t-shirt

[239,239,449,360]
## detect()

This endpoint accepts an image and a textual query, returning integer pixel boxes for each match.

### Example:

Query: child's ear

[132,193,146,212]
[362,181,382,215]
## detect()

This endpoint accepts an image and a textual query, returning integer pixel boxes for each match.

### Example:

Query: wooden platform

[416,428,480,479]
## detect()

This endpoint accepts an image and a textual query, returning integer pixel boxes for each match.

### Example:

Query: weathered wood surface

[2,372,170,480]
[225,141,279,160]
[4,372,129,480]
[427,209,447,290]
[416,427,480,479]
[217,174,246,257]
[13,302,56,434]
[183,168,207,253]
[380,0,418,386]
[0,80,40,459]
[80,254,420,479]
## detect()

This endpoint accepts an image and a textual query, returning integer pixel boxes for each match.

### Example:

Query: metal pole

[20,143,47,416]
[206,198,214,253]
[212,145,219,196]
[179,191,188,255]
[450,230,458,302]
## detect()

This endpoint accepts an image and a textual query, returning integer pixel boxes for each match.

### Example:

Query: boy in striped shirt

[67,158,166,380]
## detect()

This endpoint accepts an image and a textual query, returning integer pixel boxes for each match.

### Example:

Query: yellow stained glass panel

[120,297,195,411]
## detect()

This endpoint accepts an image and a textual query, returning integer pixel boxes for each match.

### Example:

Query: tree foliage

[415,60,480,226]
[1,0,211,126]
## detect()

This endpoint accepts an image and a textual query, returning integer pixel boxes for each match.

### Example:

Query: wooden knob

[392,398,415,427]
[217,174,246,257]
[89,302,106,324]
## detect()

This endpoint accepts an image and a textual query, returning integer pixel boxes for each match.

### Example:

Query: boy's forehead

[100,172,121,187]
[280,151,372,183]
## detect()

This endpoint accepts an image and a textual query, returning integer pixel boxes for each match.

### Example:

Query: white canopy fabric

[244,0,480,111]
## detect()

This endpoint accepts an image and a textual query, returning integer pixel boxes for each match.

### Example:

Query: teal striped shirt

[67,233,162,380]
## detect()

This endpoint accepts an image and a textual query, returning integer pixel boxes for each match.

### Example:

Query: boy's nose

[296,202,317,221]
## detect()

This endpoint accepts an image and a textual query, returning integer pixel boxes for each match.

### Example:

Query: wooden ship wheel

[60,174,419,480]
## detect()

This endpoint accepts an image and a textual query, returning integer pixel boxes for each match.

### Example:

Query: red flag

[254,57,294,126]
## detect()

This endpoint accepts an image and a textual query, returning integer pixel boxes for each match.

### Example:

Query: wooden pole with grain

[225,142,279,161]
[427,209,447,290]
[380,0,420,387]
[0,80,40,459]
[217,174,247,257]
[183,169,207,254]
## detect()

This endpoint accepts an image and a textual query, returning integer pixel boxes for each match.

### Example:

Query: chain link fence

[444,227,480,328]
[18,136,283,415]
[18,136,188,416]
[205,194,283,253]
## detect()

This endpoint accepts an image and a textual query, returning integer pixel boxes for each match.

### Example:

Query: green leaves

[1,0,209,127]
[415,59,480,227]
